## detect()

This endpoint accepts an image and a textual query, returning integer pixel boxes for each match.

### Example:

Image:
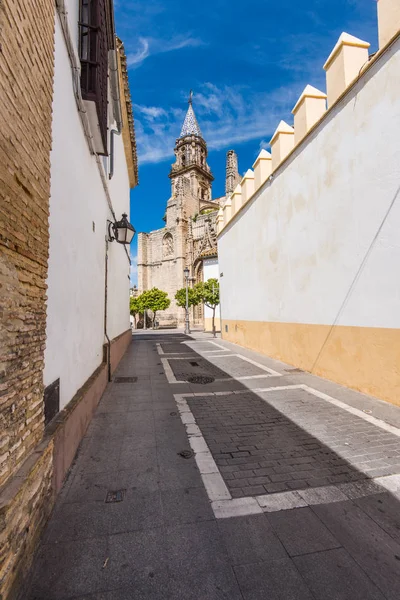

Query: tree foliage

[196,278,220,309]
[175,287,201,308]
[129,296,142,316]
[139,287,170,328]
[196,278,220,336]
[129,296,142,329]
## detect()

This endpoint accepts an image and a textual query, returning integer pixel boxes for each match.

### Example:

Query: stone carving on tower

[225,149,241,195]
[137,93,240,328]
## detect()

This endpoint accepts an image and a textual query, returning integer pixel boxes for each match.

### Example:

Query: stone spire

[225,150,240,195]
[180,92,203,138]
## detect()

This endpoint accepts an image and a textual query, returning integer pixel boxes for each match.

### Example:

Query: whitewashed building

[44,0,138,482]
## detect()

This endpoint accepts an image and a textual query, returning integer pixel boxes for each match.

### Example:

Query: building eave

[116,37,139,188]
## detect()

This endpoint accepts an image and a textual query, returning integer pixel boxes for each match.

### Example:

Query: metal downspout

[104,240,112,382]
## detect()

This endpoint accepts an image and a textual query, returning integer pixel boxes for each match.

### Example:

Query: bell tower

[168,92,214,219]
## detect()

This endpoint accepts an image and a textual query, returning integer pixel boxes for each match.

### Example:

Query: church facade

[138,98,240,328]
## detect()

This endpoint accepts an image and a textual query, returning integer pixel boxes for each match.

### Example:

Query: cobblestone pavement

[24,330,400,599]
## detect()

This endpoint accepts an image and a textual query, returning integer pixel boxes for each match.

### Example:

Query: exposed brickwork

[0,443,54,600]
[0,0,55,597]
[0,0,54,486]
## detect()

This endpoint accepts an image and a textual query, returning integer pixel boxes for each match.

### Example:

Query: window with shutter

[79,0,114,154]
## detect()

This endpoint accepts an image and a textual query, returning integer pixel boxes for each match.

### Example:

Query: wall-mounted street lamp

[108,213,136,245]
[184,266,190,335]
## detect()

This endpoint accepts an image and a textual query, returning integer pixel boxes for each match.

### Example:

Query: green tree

[140,288,170,329]
[195,278,220,337]
[129,296,142,329]
[174,287,201,309]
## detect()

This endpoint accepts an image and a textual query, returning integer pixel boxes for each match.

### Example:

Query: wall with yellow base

[222,320,400,407]
[218,39,400,407]
[204,317,222,333]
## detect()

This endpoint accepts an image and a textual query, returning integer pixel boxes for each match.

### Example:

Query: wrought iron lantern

[108,213,136,245]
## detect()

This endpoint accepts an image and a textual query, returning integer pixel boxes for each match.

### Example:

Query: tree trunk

[212,306,216,337]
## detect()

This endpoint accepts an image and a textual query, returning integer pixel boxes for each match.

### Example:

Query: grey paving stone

[120,427,156,452]
[161,487,214,525]
[70,574,169,599]
[114,466,160,494]
[167,564,243,600]
[155,427,190,449]
[28,537,108,599]
[24,332,400,600]
[44,491,163,543]
[164,521,231,573]
[234,558,314,600]
[118,445,158,472]
[105,528,166,590]
[218,514,286,566]
[157,461,203,490]
[77,438,121,475]
[355,492,400,544]
[267,507,340,556]
[64,470,118,504]
[294,548,386,600]
[242,485,266,495]
[313,500,400,599]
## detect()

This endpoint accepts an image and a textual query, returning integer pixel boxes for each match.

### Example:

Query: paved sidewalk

[24,330,400,599]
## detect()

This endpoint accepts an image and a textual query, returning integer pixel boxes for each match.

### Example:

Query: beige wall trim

[222,320,400,407]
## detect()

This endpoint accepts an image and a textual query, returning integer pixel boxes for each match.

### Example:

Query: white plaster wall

[218,39,400,330]
[107,130,131,340]
[203,258,221,321]
[66,0,80,49]
[44,17,130,409]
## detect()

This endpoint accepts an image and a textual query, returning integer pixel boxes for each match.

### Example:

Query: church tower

[167,93,214,224]
[138,93,238,329]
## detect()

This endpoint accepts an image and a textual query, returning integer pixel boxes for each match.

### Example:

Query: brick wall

[0,0,55,486]
[0,0,55,596]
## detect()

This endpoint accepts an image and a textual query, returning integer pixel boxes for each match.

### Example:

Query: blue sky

[114,0,378,284]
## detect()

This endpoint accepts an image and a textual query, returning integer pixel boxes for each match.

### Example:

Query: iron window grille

[79,0,114,154]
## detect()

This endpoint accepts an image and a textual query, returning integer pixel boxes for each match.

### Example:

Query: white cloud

[127,35,204,68]
[127,38,150,66]
[133,82,300,165]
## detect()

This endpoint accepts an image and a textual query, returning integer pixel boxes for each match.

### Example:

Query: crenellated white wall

[218,35,400,405]
[44,13,131,409]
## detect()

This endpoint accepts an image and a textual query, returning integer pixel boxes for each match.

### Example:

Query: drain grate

[114,376,138,383]
[189,361,199,367]
[187,375,215,385]
[105,489,126,503]
[284,368,305,374]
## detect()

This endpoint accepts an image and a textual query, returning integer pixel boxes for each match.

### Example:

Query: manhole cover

[105,489,126,503]
[177,450,193,459]
[190,361,199,367]
[187,375,215,384]
[114,377,138,383]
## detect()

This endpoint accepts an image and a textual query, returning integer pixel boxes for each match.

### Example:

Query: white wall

[218,39,400,332]
[203,258,221,321]
[107,130,131,340]
[44,15,131,409]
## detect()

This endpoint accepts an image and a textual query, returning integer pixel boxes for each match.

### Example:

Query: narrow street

[25,331,400,600]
